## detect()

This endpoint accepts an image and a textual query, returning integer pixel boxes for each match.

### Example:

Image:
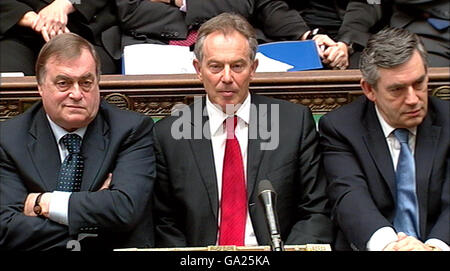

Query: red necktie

[169,30,198,47]
[218,116,247,246]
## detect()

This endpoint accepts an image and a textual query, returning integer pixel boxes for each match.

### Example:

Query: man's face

[38,49,100,132]
[193,30,258,113]
[362,50,428,128]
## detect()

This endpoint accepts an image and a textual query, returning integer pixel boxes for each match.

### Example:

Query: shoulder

[98,100,154,128]
[0,101,43,142]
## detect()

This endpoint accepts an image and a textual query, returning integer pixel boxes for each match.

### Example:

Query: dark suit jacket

[153,94,333,247]
[0,0,121,59]
[117,0,309,47]
[319,96,450,251]
[337,0,449,66]
[0,100,155,250]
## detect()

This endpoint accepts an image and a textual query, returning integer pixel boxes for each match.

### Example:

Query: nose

[221,65,233,84]
[68,83,83,100]
[404,86,419,105]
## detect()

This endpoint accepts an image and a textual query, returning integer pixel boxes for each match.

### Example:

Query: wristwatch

[33,193,44,216]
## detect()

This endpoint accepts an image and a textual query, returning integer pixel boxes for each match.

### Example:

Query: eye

[80,80,93,89]
[231,63,245,72]
[413,79,426,90]
[208,63,223,73]
[56,80,70,90]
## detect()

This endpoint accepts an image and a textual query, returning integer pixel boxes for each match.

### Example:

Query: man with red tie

[152,13,333,248]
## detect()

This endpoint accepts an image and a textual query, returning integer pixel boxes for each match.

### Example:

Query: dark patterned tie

[219,116,247,246]
[56,134,84,192]
[393,128,420,238]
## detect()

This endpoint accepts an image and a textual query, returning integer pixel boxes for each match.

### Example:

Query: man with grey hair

[0,33,155,250]
[319,27,449,251]
[153,13,333,248]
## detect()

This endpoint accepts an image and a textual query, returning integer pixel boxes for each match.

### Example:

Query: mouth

[404,108,422,117]
[65,104,85,110]
[218,90,236,97]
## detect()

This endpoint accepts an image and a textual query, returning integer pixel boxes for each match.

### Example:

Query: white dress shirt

[366,106,449,251]
[46,115,86,226]
[206,94,258,246]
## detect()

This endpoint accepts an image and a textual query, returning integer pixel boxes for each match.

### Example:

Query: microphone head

[258,179,276,196]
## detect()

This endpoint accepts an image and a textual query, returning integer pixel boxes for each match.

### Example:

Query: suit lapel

[188,99,219,219]
[362,102,397,199]
[81,109,109,191]
[246,94,269,200]
[414,113,440,237]
[27,108,61,191]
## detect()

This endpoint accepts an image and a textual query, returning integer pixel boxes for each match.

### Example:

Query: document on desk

[257,40,323,71]
[122,43,304,75]
[123,44,196,75]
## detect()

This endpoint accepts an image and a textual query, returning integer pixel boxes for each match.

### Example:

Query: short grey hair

[35,33,101,85]
[193,12,258,63]
[360,27,428,86]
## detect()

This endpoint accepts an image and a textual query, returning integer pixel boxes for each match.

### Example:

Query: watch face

[33,205,42,215]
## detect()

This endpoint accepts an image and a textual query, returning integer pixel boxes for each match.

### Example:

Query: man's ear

[249,58,258,79]
[361,78,376,102]
[37,83,44,97]
[193,59,202,81]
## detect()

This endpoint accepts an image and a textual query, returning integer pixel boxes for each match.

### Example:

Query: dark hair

[35,33,101,84]
[194,12,258,62]
[360,27,428,86]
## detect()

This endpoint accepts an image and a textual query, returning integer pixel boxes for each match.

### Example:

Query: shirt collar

[46,114,87,144]
[374,105,417,138]
[206,94,251,136]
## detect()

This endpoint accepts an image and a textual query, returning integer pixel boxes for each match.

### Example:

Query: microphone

[257,179,284,251]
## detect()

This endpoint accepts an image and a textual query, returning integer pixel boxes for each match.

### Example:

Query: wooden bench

[1,68,448,121]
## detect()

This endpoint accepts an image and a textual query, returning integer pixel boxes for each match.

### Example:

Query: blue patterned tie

[56,134,84,192]
[393,128,420,238]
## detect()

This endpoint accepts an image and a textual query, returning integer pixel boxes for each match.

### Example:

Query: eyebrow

[386,74,427,90]
[54,73,95,81]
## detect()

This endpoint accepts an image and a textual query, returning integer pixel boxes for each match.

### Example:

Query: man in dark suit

[117,0,318,51]
[153,13,333,248]
[0,33,155,250]
[337,0,449,67]
[0,0,121,75]
[319,27,449,251]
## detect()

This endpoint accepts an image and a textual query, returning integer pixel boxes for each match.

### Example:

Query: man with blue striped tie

[319,27,449,251]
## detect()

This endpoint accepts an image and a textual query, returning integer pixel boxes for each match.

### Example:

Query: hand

[99,173,113,190]
[322,42,349,70]
[33,0,75,41]
[384,232,436,251]
[150,0,182,7]
[312,34,337,59]
[17,11,39,29]
[23,192,51,218]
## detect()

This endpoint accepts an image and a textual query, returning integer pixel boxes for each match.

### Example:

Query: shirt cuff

[180,0,186,12]
[366,227,398,251]
[426,239,450,251]
[49,191,71,226]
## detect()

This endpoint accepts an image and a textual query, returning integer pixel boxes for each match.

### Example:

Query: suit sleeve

[318,114,392,250]
[115,0,187,39]
[285,107,334,245]
[0,145,71,250]
[427,156,450,244]
[152,122,187,247]
[185,0,252,27]
[0,0,34,35]
[253,0,308,41]
[67,115,156,236]
[336,1,384,48]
